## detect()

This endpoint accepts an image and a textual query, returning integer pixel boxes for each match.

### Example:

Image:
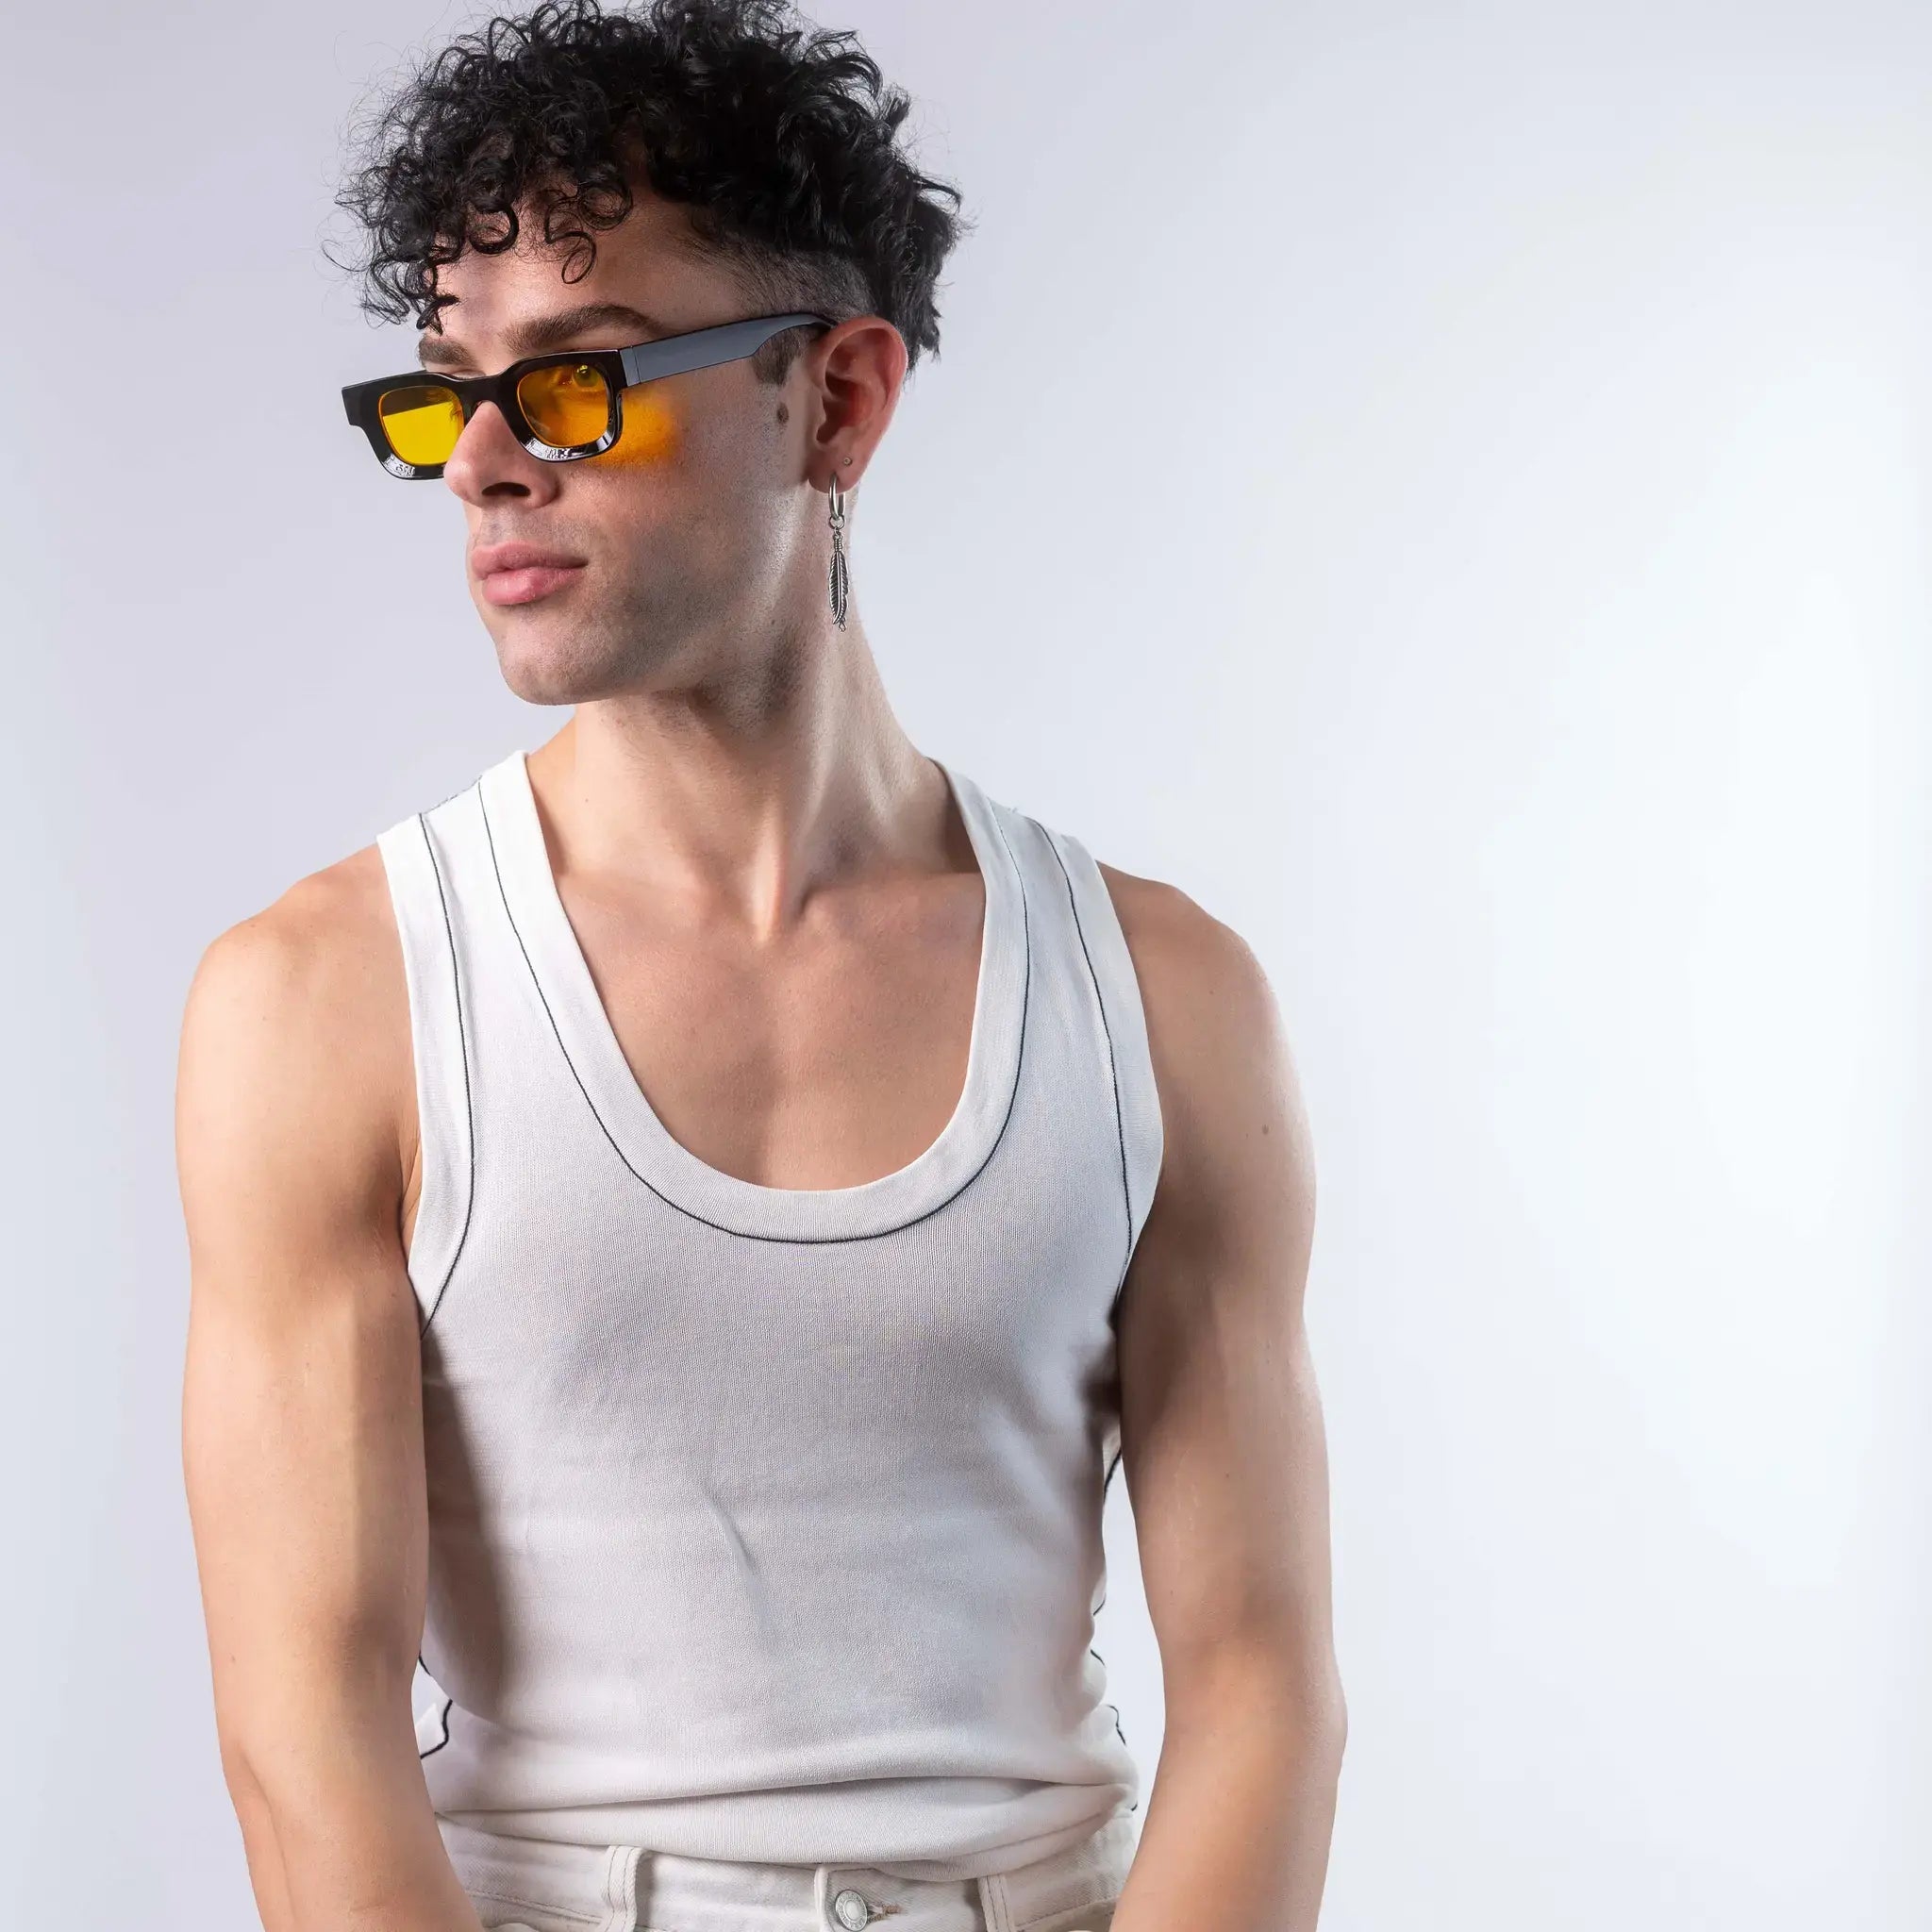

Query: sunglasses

[341,309,837,479]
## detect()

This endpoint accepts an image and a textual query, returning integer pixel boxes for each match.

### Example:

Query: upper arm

[1100,863,1339,1736]
[175,845,426,1785]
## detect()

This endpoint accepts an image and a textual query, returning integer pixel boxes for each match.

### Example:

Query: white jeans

[438,1805,1135,1932]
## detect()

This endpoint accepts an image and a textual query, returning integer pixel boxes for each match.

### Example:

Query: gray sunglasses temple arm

[618,312,833,388]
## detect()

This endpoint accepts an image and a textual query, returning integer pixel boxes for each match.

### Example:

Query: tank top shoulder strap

[1012,810,1165,1278]
[375,780,481,1332]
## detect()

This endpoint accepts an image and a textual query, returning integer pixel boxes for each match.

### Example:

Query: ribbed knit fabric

[374,746,1163,1883]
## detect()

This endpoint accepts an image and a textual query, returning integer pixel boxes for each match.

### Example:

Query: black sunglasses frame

[341,309,838,479]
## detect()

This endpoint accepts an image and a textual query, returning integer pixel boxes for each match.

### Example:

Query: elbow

[208,1658,413,1824]
[1324,1688,1349,1770]
[214,1724,290,1874]
[1164,1647,1349,1767]
[1308,1657,1349,1769]
[216,1711,295,1827]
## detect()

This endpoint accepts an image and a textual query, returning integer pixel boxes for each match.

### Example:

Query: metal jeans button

[834,1885,884,1932]
[830,1887,878,1930]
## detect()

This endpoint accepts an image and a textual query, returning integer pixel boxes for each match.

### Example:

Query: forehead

[423,185,733,354]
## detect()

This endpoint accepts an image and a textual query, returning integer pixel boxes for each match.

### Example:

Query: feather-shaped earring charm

[827,474,850,629]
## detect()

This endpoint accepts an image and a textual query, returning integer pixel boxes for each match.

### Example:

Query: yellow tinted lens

[518,361,611,448]
[377,384,463,467]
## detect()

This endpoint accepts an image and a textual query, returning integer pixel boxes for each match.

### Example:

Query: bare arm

[1101,868,1344,1932]
[176,848,483,1932]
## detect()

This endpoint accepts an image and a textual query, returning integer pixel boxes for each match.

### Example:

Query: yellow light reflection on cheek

[593,385,683,469]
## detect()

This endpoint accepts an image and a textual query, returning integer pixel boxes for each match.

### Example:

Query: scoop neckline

[476,745,1030,1242]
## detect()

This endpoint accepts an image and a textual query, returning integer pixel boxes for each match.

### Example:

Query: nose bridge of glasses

[441,362,546,441]
[451,364,522,422]
[444,359,612,460]
[450,391,531,468]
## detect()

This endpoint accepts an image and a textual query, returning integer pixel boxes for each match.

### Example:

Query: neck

[522,619,954,941]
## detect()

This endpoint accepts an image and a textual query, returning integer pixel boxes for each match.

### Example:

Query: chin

[494,628,651,707]
[491,630,595,707]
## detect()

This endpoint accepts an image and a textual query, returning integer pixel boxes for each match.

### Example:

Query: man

[175,4,1343,1929]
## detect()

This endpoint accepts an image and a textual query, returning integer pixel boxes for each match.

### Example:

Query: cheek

[595,386,683,469]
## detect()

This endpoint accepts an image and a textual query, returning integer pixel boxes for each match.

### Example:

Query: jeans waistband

[437,1807,1137,1932]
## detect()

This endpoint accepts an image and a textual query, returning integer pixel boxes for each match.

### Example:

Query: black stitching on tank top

[415,810,476,1339]
[475,776,1031,1244]
[419,1689,454,1759]
[1037,823,1135,1313]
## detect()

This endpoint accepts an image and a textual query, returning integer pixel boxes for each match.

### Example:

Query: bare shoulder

[175,841,415,1274]
[179,840,407,1088]
[1093,858,1315,1241]
[1093,858,1273,1024]
[1093,858,1297,1112]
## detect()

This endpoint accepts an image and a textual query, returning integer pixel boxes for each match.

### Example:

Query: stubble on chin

[488,569,704,706]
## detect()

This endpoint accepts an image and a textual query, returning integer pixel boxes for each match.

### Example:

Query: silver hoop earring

[827,475,850,630]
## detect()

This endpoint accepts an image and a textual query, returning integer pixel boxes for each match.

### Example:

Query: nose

[442,397,558,501]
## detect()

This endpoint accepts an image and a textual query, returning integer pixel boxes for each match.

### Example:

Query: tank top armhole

[1038,824,1165,1274]
[375,810,475,1335]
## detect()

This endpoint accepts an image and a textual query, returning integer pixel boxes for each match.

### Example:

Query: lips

[471,541,588,579]
[472,541,588,608]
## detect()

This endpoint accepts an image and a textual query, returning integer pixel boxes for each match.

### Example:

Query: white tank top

[374,745,1163,1881]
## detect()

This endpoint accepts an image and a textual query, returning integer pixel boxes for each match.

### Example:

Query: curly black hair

[327,0,970,385]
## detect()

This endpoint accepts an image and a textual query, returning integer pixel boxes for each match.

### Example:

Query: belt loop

[598,1841,641,1932]
[977,1871,1013,1932]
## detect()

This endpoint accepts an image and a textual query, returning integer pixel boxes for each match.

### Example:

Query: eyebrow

[416,301,671,370]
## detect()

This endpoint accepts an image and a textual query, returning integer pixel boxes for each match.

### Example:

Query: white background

[2,3,1925,1925]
